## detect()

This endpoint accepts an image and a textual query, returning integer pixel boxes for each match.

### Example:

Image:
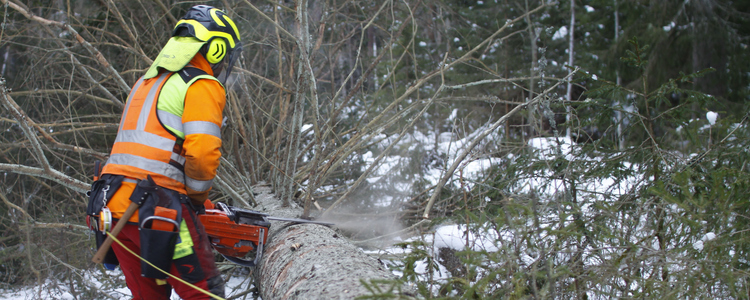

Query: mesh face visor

[214,42,241,86]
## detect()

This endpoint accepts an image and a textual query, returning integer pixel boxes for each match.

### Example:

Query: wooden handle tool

[92,201,138,263]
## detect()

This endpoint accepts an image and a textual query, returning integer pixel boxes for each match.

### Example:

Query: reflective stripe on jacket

[103,54,226,221]
[102,72,187,192]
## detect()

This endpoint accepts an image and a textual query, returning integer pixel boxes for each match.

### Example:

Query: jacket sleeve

[181,78,226,205]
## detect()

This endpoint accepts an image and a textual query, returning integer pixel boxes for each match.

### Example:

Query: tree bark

[251,184,404,299]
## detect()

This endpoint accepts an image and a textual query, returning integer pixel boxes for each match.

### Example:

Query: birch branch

[1,191,88,232]
[443,76,565,89]
[0,78,51,170]
[0,190,34,220]
[241,0,295,39]
[360,2,549,140]
[1,0,131,97]
[214,174,252,208]
[328,0,393,107]
[0,163,89,193]
[24,222,89,231]
[218,156,257,206]
[236,68,293,93]
[1,84,109,159]
[105,0,143,56]
[296,0,323,217]
[9,89,117,106]
[153,0,178,24]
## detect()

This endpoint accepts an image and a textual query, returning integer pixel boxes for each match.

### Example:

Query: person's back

[86,5,241,299]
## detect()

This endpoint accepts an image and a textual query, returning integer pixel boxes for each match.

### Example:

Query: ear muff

[206,38,227,64]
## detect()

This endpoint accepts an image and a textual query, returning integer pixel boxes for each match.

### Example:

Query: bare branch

[423,67,580,219]
[0,163,89,193]
[241,0,295,39]
[1,0,131,94]
[0,78,51,170]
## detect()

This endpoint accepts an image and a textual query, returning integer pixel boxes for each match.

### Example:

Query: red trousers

[111,203,222,300]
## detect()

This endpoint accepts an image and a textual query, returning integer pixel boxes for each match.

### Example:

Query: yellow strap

[173,219,195,259]
[107,231,226,300]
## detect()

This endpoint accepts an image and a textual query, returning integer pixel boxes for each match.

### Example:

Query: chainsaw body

[198,202,271,266]
[199,201,333,267]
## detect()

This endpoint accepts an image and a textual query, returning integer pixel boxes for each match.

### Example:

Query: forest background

[0,0,749,299]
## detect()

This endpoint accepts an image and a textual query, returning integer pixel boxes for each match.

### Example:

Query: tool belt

[86,171,184,279]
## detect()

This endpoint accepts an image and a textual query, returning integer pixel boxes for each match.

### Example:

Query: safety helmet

[173,5,242,85]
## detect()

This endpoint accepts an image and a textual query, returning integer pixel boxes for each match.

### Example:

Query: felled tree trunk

[249,184,404,299]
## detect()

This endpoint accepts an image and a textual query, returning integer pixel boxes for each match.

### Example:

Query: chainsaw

[198,201,333,267]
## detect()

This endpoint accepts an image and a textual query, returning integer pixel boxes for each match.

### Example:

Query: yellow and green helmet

[147,5,241,84]
[173,5,240,58]
[175,5,241,84]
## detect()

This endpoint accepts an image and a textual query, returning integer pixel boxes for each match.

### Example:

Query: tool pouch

[86,174,124,219]
[137,179,182,279]
[86,173,124,267]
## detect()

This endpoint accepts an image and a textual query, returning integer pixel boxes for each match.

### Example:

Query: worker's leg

[110,221,171,300]
[170,202,225,299]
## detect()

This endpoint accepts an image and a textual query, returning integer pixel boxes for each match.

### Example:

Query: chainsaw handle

[92,201,138,264]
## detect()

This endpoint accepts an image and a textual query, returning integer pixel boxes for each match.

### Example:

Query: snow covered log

[249,184,405,299]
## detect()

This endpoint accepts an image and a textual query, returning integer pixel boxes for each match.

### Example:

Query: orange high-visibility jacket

[102,55,225,222]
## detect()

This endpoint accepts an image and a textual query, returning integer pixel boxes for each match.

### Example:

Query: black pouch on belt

[136,178,183,279]
[86,174,124,218]
[86,173,124,267]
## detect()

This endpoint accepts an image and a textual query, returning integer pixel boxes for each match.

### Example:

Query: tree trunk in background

[566,0,575,139]
[525,0,539,139]
[615,0,624,150]
[692,21,727,99]
[251,184,405,299]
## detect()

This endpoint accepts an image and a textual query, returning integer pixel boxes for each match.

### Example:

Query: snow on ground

[0,273,253,300]
[0,270,130,300]
[429,224,500,253]
[361,125,507,193]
